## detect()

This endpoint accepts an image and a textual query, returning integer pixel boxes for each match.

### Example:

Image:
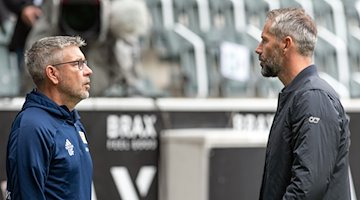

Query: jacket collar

[23,89,80,122]
[282,65,318,93]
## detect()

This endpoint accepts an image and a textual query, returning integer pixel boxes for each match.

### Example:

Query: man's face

[255,21,283,77]
[56,46,93,102]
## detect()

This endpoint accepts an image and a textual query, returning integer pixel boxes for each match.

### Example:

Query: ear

[282,36,292,54]
[45,65,60,85]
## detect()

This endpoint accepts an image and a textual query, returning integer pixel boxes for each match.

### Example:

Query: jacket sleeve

[23,0,56,51]
[282,90,341,199]
[6,125,53,200]
[3,0,33,15]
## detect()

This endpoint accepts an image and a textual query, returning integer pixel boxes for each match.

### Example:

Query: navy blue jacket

[6,90,93,200]
[259,65,351,199]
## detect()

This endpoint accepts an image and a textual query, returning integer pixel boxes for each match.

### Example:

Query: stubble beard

[60,82,89,104]
[260,49,282,77]
[261,62,281,77]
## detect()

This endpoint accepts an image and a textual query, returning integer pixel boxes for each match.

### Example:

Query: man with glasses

[6,36,93,199]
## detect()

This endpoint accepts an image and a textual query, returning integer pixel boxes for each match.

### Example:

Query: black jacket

[259,65,351,200]
[3,0,34,51]
[0,0,10,34]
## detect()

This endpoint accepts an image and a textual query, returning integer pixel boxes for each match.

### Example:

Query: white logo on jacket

[65,139,74,156]
[6,190,11,200]
[309,116,320,124]
[79,131,88,144]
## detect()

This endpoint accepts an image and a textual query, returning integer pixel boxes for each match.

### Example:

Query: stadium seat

[171,0,212,34]
[208,0,238,32]
[279,0,303,9]
[145,0,167,30]
[313,0,335,31]
[343,0,360,97]
[342,0,360,48]
[205,34,254,97]
[146,0,209,58]
[0,19,19,97]
[313,0,347,42]
[244,0,269,29]
[145,0,180,60]
[314,38,339,80]
[144,0,356,98]
[315,28,351,97]
[347,32,360,97]
[342,0,359,26]
[205,0,266,97]
[204,0,243,96]
[171,23,210,97]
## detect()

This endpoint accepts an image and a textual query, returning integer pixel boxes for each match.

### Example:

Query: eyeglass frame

[51,60,88,70]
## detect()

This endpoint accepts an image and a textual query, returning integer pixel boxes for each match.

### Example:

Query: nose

[255,43,262,55]
[83,64,93,76]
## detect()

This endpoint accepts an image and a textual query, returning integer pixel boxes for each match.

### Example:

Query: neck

[278,55,313,86]
[36,87,77,111]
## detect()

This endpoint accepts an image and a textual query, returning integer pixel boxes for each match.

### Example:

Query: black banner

[82,111,162,199]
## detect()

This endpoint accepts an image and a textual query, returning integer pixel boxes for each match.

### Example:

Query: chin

[80,91,90,99]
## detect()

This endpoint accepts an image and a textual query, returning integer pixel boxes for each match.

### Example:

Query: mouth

[258,57,264,67]
[84,82,91,90]
[258,60,263,66]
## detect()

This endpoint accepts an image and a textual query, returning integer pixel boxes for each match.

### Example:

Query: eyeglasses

[52,60,88,70]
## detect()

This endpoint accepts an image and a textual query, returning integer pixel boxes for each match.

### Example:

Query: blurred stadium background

[1,0,360,199]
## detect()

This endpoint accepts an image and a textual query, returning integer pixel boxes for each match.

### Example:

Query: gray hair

[266,7,317,57]
[25,35,86,86]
